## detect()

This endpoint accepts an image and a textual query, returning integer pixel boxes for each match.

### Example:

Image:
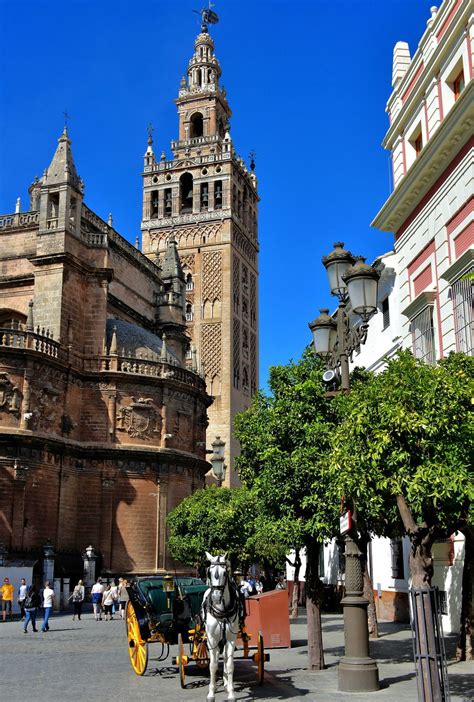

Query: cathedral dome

[106,318,179,364]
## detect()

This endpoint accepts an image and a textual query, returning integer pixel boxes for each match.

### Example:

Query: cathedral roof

[106,319,179,364]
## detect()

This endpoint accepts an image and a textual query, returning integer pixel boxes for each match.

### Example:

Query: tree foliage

[235,348,340,548]
[327,350,474,543]
[167,485,258,572]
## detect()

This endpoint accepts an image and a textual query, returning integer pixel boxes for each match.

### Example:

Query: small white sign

[339,510,352,535]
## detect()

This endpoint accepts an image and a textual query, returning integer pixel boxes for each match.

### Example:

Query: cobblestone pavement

[1,609,472,702]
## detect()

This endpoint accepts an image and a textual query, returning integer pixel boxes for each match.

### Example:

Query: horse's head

[205,552,230,590]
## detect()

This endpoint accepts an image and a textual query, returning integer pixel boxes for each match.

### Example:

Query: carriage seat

[138,582,173,625]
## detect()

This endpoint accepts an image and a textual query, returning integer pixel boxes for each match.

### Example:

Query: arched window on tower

[151,190,159,218]
[200,183,209,210]
[185,303,193,322]
[190,112,204,138]
[214,180,222,210]
[180,173,193,213]
[164,188,172,217]
[186,273,194,291]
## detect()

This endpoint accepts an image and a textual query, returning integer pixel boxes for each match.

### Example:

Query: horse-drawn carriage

[125,556,269,700]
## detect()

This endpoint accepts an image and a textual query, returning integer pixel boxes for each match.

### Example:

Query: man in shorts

[1,577,15,621]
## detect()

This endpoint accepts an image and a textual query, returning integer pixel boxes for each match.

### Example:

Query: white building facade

[321,0,473,633]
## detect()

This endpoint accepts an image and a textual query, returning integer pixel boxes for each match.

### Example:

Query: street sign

[339,510,352,535]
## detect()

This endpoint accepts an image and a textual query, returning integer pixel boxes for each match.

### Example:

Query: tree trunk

[396,494,443,702]
[305,539,325,670]
[457,527,473,661]
[359,535,378,639]
[290,550,301,619]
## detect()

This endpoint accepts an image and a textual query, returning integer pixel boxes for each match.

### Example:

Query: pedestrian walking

[41,580,55,632]
[110,579,119,615]
[69,580,85,621]
[91,577,104,621]
[1,577,14,622]
[23,585,40,633]
[101,583,115,620]
[118,579,130,620]
[17,578,28,620]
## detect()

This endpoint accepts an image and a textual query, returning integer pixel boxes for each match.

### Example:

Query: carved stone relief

[29,383,61,431]
[116,396,161,439]
[0,373,22,416]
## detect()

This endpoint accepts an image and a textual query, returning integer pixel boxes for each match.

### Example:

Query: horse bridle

[206,562,239,621]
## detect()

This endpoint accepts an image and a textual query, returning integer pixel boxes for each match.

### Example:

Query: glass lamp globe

[322,242,355,299]
[343,257,380,320]
[308,309,337,357]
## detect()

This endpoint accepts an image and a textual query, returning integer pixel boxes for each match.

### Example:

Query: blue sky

[0,0,431,387]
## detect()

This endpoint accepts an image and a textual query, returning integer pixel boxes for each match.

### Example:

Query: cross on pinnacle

[147,123,154,145]
[63,110,71,128]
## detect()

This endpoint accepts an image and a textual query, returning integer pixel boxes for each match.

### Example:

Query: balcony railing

[0,211,39,230]
[0,326,60,358]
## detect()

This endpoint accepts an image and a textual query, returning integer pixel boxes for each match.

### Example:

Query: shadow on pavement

[379,671,416,689]
[447,672,474,698]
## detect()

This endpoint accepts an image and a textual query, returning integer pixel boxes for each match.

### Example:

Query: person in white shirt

[240,577,253,599]
[91,577,104,621]
[101,583,115,621]
[17,578,28,620]
[41,581,55,632]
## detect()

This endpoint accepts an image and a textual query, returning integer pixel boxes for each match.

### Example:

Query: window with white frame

[185,303,193,321]
[410,306,435,364]
[452,272,473,355]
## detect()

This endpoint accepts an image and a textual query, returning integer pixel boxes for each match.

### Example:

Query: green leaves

[235,349,340,551]
[329,350,474,537]
[167,485,258,570]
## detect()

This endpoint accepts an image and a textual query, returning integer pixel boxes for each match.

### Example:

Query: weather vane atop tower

[193,1,219,33]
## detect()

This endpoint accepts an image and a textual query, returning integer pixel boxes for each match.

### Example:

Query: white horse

[202,552,241,702]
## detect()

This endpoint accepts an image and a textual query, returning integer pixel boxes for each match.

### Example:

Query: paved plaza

[1,609,472,701]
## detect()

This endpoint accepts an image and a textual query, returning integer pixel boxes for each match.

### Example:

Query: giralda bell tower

[140,9,259,486]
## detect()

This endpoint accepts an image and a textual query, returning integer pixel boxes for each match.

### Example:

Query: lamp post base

[338,537,380,693]
[338,655,380,692]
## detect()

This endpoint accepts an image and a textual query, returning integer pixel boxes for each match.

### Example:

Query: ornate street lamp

[308,242,380,693]
[209,436,226,486]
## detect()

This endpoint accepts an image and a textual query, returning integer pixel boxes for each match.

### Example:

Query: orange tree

[326,350,474,675]
[234,349,340,670]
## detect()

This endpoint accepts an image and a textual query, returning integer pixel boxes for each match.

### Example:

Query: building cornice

[384,0,472,145]
[372,84,474,233]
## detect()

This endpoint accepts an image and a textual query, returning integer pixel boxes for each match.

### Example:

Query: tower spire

[43,127,81,190]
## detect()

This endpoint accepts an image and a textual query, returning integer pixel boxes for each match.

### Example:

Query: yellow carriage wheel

[179,633,188,688]
[193,621,209,669]
[126,601,149,676]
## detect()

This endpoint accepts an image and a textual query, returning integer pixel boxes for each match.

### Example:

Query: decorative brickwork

[250,273,257,330]
[250,332,257,395]
[202,251,222,303]
[233,317,240,389]
[201,323,222,383]
[233,255,240,314]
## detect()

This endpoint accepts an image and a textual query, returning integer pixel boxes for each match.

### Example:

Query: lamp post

[308,242,380,693]
[209,436,226,486]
